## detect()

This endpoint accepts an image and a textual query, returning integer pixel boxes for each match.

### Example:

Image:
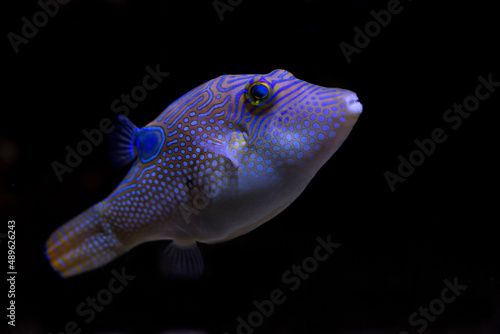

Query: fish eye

[246,81,272,105]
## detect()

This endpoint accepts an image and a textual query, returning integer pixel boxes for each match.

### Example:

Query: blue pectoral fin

[195,129,240,189]
[160,242,205,279]
[108,114,139,169]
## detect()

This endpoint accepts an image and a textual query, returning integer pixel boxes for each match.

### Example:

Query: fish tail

[45,203,125,278]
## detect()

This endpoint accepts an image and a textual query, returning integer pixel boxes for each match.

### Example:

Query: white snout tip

[345,93,363,114]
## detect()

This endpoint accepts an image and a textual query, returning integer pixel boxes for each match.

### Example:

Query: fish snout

[344,92,363,115]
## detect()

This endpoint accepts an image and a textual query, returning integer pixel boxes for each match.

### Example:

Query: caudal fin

[45,203,125,278]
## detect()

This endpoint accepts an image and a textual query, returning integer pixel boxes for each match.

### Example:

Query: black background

[2,0,499,333]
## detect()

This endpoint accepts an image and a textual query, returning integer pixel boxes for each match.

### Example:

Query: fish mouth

[344,92,363,114]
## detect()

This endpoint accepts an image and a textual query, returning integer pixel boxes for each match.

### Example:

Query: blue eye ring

[246,81,272,105]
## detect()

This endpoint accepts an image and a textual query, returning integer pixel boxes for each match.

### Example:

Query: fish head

[225,69,363,182]
[184,69,363,241]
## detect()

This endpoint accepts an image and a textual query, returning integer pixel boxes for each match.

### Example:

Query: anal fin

[160,241,204,279]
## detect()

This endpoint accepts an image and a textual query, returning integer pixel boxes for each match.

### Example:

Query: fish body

[46,69,362,278]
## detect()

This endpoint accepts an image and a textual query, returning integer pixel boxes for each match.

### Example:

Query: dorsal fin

[108,114,139,169]
[109,115,166,168]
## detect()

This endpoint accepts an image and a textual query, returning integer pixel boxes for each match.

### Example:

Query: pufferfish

[45,69,362,278]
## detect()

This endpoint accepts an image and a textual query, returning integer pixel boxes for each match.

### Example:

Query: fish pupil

[251,84,269,101]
